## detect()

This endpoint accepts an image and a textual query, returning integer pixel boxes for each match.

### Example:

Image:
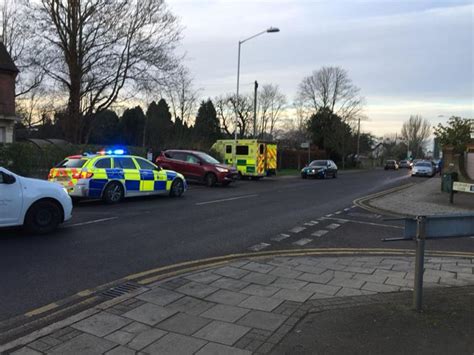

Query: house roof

[0,41,19,73]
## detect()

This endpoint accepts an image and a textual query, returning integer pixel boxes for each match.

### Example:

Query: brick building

[0,41,19,143]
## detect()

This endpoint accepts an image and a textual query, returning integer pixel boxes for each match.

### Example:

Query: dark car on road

[156,150,238,187]
[384,160,399,170]
[301,160,338,179]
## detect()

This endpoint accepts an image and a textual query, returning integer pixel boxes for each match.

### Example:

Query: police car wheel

[103,182,124,204]
[170,179,184,197]
[205,173,217,187]
[25,200,62,235]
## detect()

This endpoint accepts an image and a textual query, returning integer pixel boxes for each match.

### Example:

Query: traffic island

[2,254,473,354]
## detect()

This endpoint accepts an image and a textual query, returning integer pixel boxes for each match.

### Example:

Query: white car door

[0,168,23,225]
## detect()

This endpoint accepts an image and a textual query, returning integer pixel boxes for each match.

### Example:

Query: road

[0,169,472,322]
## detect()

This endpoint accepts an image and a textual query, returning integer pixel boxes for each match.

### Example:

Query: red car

[156,150,238,187]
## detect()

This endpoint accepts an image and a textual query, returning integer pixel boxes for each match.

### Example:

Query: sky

[168,0,474,137]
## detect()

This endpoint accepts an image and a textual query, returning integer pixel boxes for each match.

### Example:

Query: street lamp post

[233,27,279,167]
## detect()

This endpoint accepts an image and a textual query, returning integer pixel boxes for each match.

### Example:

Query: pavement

[366,176,474,216]
[2,254,473,354]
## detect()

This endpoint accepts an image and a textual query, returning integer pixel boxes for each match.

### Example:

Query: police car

[48,150,187,203]
[0,167,73,234]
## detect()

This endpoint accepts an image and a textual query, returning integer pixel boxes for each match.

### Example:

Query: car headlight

[216,167,229,173]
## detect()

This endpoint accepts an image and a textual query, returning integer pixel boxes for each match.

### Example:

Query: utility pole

[253,80,258,138]
[356,117,361,160]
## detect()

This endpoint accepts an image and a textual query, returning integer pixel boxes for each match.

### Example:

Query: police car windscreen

[56,159,87,168]
[309,160,327,167]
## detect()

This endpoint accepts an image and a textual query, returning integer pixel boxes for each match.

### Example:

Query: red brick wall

[0,71,16,115]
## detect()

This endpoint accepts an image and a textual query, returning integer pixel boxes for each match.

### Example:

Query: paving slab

[237,310,287,331]
[184,271,222,284]
[11,348,42,355]
[271,277,308,290]
[195,342,252,355]
[241,262,274,274]
[166,296,216,316]
[302,283,341,296]
[210,277,250,291]
[72,312,132,337]
[176,282,219,298]
[240,284,280,297]
[201,304,250,323]
[362,282,401,293]
[213,266,249,279]
[127,328,167,350]
[122,303,177,325]
[47,333,117,355]
[269,267,303,279]
[136,287,184,306]
[241,272,278,285]
[238,295,283,312]
[297,272,333,284]
[205,289,249,306]
[156,312,211,335]
[193,320,250,346]
[104,330,136,345]
[143,333,207,355]
[272,288,314,302]
[105,345,136,355]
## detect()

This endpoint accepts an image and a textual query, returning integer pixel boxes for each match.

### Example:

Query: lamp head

[266,27,280,33]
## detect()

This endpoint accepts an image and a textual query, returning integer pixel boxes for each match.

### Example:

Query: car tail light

[73,171,93,179]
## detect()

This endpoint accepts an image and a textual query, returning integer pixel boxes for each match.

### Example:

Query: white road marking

[289,226,306,233]
[271,234,291,242]
[293,238,313,246]
[304,222,316,226]
[67,217,118,228]
[343,208,350,212]
[350,205,356,209]
[335,211,342,214]
[310,220,320,224]
[196,194,258,206]
[322,217,404,229]
[326,214,334,217]
[326,223,341,230]
[312,230,329,237]
[248,242,271,251]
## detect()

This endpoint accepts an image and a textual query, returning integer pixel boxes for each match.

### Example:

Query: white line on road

[67,217,118,228]
[326,223,341,230]
[311,230,329,237]
[344,208,350,212]
[326,214,334,217]
[289,226,306,233]
[196,194,258,206]
[293,238,313,246]
[310,220,320,224]
[248,242,271,251]
[322,217,404,229]
[335,211,342,214]
[271,234,291,242]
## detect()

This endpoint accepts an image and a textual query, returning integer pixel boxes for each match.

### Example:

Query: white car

[0,167,73,234]
[411,161,435,177]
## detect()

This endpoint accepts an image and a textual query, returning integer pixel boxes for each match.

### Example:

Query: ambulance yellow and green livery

[48,149,186,203]
[211,139,277,178]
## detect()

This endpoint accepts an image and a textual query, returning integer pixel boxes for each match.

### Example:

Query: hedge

[0,142,146,178]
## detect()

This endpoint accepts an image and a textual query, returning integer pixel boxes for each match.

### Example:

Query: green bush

[0,143,146,178]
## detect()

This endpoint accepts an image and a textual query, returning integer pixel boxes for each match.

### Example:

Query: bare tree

[215,95,234,136]
[214,93,253,138]
[163,66,200,126]
[228,93,253,138]
[258,84,286,138]
[1,0,45,99]
[401,115,431,158]
[27,0,182,143]
[296,66,364,122]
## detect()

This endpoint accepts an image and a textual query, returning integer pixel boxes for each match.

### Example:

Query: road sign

[300,142,309,149]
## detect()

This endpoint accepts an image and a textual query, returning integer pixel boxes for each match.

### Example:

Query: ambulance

[211,139,277,179]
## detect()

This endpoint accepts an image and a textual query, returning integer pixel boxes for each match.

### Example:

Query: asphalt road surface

[0,169,472,322]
